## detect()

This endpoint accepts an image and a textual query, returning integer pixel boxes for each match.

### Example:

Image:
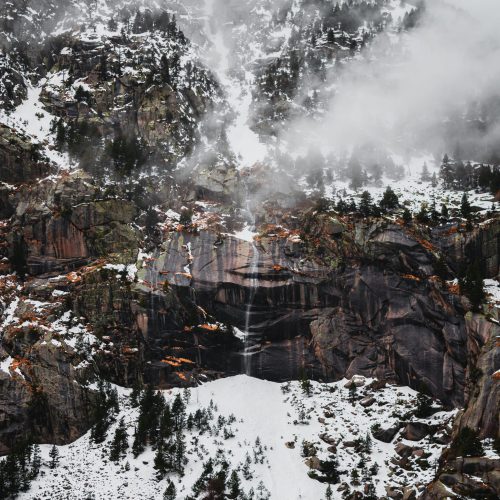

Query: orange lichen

[417,238,435,252]
[198,324,220,332]
[401,274,421,282]
[447,282,460,295]
[161,356,195,368]
[66,271,81,283]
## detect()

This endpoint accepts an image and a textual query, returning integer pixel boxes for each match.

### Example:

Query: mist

[282,0,500,165]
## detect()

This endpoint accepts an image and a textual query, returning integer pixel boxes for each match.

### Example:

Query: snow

[104,263,138,281]
[0,81,70,170]
[203,0,268,168]
[231,224,258,243]
[484,279,500,309]
[0,355,13,375]
[22,375,457,499]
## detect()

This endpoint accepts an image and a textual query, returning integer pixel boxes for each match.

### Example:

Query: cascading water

[202,0,269,375]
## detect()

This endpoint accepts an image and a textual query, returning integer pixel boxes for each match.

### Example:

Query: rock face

[0,124,51,185]
[140,219,499,409]
[423,458,500,498]
[6,172,140,274]
[433,219,500,279]
[0,285,96,453]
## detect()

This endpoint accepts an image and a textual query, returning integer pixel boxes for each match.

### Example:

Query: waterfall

[203,0,268,375]
[242,240,260,376]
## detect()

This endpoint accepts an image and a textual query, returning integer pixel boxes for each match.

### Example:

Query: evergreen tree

[415,393,434,418]
[402,208,412,224]
[433,256,448,283]
[349,156,364,190]
[421,162,431,181]
[441,203,449,219]
[416,203,429,223]
[431,172,438,187]
[359,191,372,217]
[461,192,472,218]
[348,383,357,403]
[451,427,484,457]
[350,468,360,485]
[109,418,128,462]
[174,428,186,474]
[49,445,59,469]
[163,480,176,500]
[325,484,333,500]
[31,444,41,479]
[228,470,241,499]
[380,186,399,210]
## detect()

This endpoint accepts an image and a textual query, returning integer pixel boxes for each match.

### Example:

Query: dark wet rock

[402,422,432,441]
[0,124,52,185]
[372,423,402,443]
[395,443,416,459]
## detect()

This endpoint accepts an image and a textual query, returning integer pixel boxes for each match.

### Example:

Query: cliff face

[142,219,498,410]
[2,176,498,454]
[0,1,498,495]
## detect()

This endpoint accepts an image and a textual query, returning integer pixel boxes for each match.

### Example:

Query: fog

[282,0,500,164]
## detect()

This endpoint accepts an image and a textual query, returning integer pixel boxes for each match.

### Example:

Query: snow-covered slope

[22,375,458,499]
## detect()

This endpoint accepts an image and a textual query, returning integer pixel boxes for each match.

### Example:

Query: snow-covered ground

[21,375,458,500]
[484,279,500,310]
[319,157,497,215]
[0,82,70,170]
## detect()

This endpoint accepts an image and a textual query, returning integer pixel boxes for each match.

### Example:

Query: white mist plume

[282,0,500,163]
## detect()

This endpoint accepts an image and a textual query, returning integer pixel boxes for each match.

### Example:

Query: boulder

[395,443,415,459]
[304,456,321,470]
[372,423,402,443]
[402,422,432,441]
[360,396,376,407]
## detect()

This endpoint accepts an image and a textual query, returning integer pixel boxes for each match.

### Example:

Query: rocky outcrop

[0,283,96,454]
[138,219,494,407]
[423,457,500,498]
[7,171,140,274]
[0,124,52,186]
[459,313,500,438]
[432,218,500,278]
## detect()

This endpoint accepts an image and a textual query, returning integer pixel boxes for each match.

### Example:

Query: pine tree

[163,480,176,499]
[326,484,333,500]
[451,427,484,457]
[461,192,472,218]
[441,203,449,219]
[421,162,431,181]
[461,260,485,311]
[416,203,429,223]
[364,433,372,453]
[359,191,372,217]
[174,428,186,474]
[350,468,360,485]
[31,444,41,479]
[49,445,59,469]
[433,256,448,283]
[154,441,168,479]
[402,208,412,224]
[110,418,128,462]
[348,383,357,403]
[228,470,241,499]
[380,186,399,211]
[431,172,438,187]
